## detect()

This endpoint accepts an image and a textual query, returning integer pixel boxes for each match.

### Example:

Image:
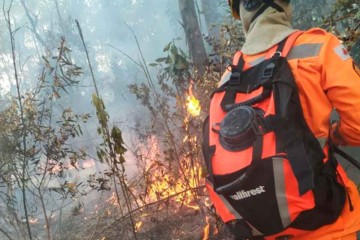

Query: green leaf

[97,150,104,162]
[163,42,172,52]
[119,155,126,164]
[92,94,109,128]
[111,126,127,155]
[155,57,167,62]
[174,56,188,70]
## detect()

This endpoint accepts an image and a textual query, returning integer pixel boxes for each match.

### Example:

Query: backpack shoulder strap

[217,31,303,92]
[232,51,242,65]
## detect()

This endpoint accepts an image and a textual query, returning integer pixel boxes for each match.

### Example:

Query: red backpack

[202,32,346,239]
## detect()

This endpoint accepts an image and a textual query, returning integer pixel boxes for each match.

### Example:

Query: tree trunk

[178,0,208,77]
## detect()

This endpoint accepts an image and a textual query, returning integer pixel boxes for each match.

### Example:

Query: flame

[29,218,38,224]
[146,157,203,211]
[105,192,119,207]
[202,216,210,240]
[204,197,212,208]
[140,136,203,211]
[213,224,219,236]
[186,95,201,117]
[81,159,95,169]
[41,159,95,174]
[186,82,201,117]
[135,221,143,232]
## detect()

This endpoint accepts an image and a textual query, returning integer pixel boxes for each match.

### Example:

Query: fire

[135,221,143,232]
[145,156,203,211]
[202,216,210,240]
[105,192,119,207]
[29,218,38,224]
[186,81,201,117]
[39,159,95,174]
[81,159,95,169]
[186,95,201,117]
[139,136,203,211]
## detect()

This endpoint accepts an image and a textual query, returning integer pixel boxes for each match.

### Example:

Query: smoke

[0,1,188,237]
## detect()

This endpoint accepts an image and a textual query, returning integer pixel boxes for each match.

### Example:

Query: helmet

[228,0,241,19]
[228,0,290,20]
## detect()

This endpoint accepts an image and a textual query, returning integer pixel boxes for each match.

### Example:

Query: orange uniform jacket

[219,28,360,239]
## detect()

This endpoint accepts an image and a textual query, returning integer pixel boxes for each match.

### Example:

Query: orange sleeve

[320,33,360,145]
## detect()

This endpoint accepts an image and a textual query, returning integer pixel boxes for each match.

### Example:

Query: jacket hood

[240,1,296,55]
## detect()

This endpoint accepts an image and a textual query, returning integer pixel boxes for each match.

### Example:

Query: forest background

[0,0,359,239]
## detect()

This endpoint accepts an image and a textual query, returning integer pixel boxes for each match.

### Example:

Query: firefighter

[222,0,360,239]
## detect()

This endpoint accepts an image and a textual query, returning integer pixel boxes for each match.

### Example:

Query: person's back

[205,0,360,239]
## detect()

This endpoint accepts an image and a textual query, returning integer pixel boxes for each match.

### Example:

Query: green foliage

[292,0,359,62]
[0,38,89,239]
[129,42,192,131]
[71,201,83,216]
[129,83,153,111]
[111,126,127,163]
[0,38,88,176]
[92,94,109,132]
[292,0,329,29]
[149,40,191,93]
[92,93,127,166]
[324,0,360,62]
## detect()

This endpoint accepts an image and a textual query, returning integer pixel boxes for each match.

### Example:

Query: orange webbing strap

[232,51,242,65]
[265,44,280,58]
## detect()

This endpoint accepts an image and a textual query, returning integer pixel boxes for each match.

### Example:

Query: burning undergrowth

[23,44,221,240]
[53,77,231,240]
[55,129,232,240]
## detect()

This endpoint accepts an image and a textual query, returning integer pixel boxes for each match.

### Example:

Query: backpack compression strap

[263,31,321,195]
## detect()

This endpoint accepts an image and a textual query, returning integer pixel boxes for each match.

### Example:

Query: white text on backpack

[230,186,266,200]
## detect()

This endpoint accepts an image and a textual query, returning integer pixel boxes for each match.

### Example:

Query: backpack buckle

[229,71,241,85]
[272,51,282,59]
[262,62,275,79]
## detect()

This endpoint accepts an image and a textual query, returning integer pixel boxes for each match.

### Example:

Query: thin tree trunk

[178,0,208,77]
[3,1,32,239]
[38,190,51,240]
